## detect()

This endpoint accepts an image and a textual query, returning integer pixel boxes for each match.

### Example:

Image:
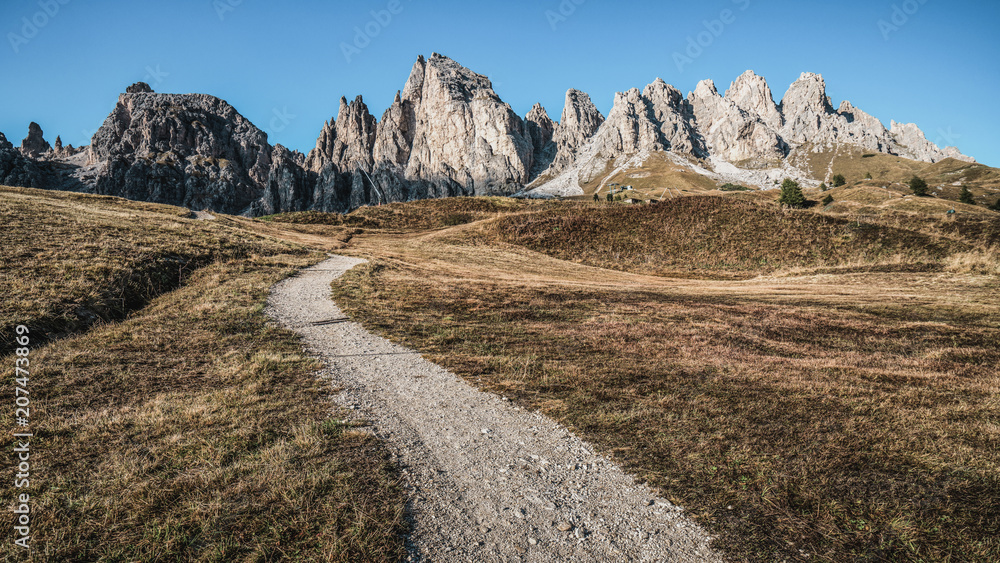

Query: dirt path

[267,255,723,562]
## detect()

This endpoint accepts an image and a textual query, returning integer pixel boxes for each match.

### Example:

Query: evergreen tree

[779,178,806,208]
[832,174,847,187]
[909,176,929,196]
[959,186,975,205]
[822,194,834,206]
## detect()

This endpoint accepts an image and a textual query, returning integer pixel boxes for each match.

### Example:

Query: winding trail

[267,256,723,562]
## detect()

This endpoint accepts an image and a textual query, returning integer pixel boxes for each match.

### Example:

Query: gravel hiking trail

[267,255,723,562]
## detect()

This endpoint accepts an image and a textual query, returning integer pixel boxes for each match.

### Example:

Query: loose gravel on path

[266,255,724,562]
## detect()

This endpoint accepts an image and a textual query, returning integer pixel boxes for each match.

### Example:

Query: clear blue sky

[2,0,997,166]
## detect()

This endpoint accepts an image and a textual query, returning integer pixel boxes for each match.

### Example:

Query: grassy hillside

[262,196,537,231]
[1,187,284,355]
[0,186,405,561]
[576,153,720,200]
[333,196,1000,562]
[788,144,1000,206]
[484,196,971,279]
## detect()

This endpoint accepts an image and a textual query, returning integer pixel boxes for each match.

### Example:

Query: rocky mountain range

[0,53,976,214]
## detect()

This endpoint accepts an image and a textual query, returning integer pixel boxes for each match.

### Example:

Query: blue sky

[2,0,997,166]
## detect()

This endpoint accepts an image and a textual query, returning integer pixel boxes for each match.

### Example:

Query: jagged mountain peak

[725,70,782,129]
[537,88,605,179]
[527,103,551,121]
[781,72,832,113]
[643,78,684,106]
[20,121,51,158]
[82,87,273,214]
[8,55,979,214]
[693,79,720,99]
[525,103,557,179]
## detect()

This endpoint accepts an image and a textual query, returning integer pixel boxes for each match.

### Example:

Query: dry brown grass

[0,186,406,561]
[593,153,720,198]
[788,145,1000,207]
[737,185,1000,250]
[261,195,538,232]
[0,186,296,355]
[332,200,1000,562]
[483,196,965,279]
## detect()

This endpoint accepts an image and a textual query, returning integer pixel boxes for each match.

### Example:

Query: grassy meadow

[327,195,1000,562]
[0,186,405,562]
[3,181,998,562]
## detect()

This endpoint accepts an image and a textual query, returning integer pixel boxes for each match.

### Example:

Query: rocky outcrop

[774,72,966,161]
[258,144,315,215]
[525,104,557,179]
[545,89,604,176]
[725,70,783,130]
[1,131,44,187]
[6,56,978,212]
[398,53,534,195]
[20,122,52,159]
[305,119,335,173]
[305,95,377,174]
[532,69,975,195]
[18,54,538,215]
[642,78,705,157]
[836,101,894,154]
[689,80,786,167]
[50,135,81,158]
[87,89,272,214]
[587,79,704,160]
[778,72,838,146]
[126,81,153,94]
[372,90,418,171]
[889,120,975,163]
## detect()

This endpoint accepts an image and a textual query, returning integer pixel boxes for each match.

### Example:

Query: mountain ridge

[0,54,980,215]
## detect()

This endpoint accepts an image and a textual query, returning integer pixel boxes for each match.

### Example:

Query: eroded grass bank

[1,186,405,561]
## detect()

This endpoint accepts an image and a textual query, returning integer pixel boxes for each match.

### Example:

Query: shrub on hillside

[779,178,806,208]
[822,194,834,206]
[959,186,975,205]
[909,176,929,197]
[990,198,1000,212]
[832,174,847,187]
[819,182,828,191]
